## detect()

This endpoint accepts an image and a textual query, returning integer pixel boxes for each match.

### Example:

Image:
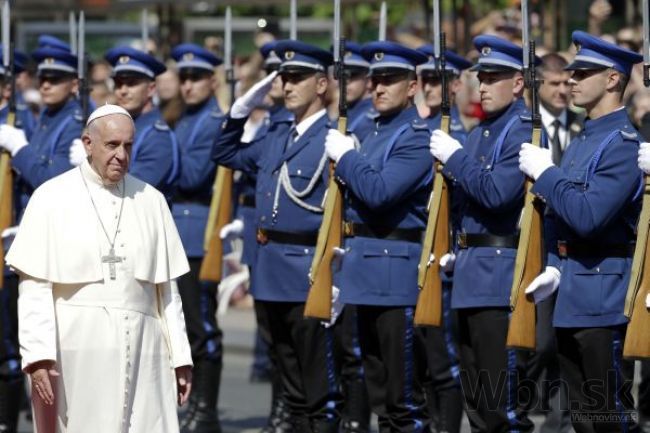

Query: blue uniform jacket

[235,106,293,267]
[347,97,377,144]
[130,108,179,202]
[443,98,532,309]
[0,103,36,140]
[172,97,224,258]
[212,111,331,302]
[531,108,642,328]
[12,98,83,220]
[334,105,432,306]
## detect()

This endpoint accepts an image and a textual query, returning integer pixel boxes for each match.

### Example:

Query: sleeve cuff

[441,148,469,182]
[531,166,564,203]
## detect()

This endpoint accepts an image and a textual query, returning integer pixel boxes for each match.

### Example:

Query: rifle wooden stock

[304,118,347,320]
[623,175,650,359]
[0,111,15,289]
[415,115,451,327]
[506,127,543,351]
[199,166,233,283]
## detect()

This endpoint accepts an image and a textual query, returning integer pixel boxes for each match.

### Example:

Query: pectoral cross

[102,248,123,280]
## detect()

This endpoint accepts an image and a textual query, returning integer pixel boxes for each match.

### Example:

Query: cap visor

[469,63,518,73]
[279,64,320,74]
[564,60,608,71]
[368,67,412,77]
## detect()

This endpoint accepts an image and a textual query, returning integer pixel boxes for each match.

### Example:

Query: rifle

[0,0,14,289]
[199,6,235,283]
[414,0,451,327]
[378,1,387,41]
[622,0,650,360]
[77,11,90,125]
[304,0,345,320]
[505,0,543,350]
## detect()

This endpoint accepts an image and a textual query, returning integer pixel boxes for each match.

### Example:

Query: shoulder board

[16,102,28,111]
[154,120,170,131]
[411,118,429,130]
[519,114,532,122]
[210,109,224,119]
[619,130,638,141]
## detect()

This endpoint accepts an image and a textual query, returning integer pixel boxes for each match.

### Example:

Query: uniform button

[596,267,600,273]
[266,192,271,198]
[261,216,266,221]
[486,165,491,170]
[384,249,388,255]
[183,209,190,215]
[303,248,309,254]
[483,130,490,138]
[496,249,501,255]
[297,169,302,175]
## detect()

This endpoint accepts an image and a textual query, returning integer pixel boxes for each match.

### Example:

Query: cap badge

[374,52,384,61]
[44,57,55,64]
[183,52,194,60]
[119,55,130,64]
[285,51,295,60]
[481,46,491,56]
[575,43,582,51]
[344,51,352,58]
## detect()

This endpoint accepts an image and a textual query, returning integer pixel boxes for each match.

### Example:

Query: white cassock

[6,159,192,433]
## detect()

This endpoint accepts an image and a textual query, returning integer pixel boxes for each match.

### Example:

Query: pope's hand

[325,129,354,163]
[519,143,553,180]
[69,138,87,167]
[27,360,59,406]
[429,130,462,164]
[230,71,278,119]
[525,266,560,303]
[638,142,650,174]
[219,219,244,240]
[0,124,28,156]
[175,365,192,406]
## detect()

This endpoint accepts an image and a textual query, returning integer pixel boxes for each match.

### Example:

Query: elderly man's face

[83,115,134,184]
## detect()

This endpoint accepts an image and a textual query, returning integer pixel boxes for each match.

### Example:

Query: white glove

[0,124,28,156]
[230,71,278,119]
[325,129,355,163]
[68,138,87,166]
[219,219,244,240]
[646,292,650,309]
[426,252,456,273]
[518,143,553,181]
[638,142,650,174]
[525,266,561,304]
[321,286,344,328]
[429,130,462,164]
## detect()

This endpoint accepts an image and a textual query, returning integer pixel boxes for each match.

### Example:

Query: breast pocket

[362,241,412,297]
[287,165,319,193]
[568,258,627,316]
[470,247,517,298]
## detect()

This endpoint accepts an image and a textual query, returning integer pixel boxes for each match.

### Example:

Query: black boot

[341,378,370,433]
[181,360,222,433]
[261,368,291,433]
[434,387,463,433]
[0,377,23,433]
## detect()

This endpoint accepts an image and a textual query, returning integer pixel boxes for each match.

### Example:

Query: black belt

[343,222,423,243]
[173,192,211,206]
[457,233,519,249]
[239,194,256,208]
[256,228,318,246]
[557,241,635,258]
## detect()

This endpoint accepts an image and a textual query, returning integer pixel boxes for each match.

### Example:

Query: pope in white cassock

[6,104,193,433]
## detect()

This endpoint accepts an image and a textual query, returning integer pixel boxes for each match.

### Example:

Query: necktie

[551,118,562,165]
[285,127,298,151]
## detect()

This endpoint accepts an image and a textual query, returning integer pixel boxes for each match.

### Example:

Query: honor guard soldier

[340,41,374,143]
[104,46,179,202]
[429,35,537,432]
[415,45,472,433]
[169,43,225,433]
[520,31,642,433]
[325,41,431,433]
[0,46,37,433]
[213,40,341,432]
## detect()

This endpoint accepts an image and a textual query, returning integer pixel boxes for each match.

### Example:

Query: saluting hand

[325,129,354,163]
[429,130,461,164]
[638,142,650,175]
[27,360,59,406]
[175,365,192,406]
[230,71,278,119]
[518,143,553,181]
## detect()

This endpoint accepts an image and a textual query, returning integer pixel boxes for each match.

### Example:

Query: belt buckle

[343,221,354,237]
[457,233,467,249]
[557,241,567,258]
[256,228,269,245]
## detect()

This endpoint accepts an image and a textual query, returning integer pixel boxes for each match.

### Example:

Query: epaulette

[411,118,429,130]
[620,130,638,141]
[154,120,170,131]
[519,114,532,122]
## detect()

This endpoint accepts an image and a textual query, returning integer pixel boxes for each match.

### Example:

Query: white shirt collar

[539,104,567,130]
[294,108,327,139]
